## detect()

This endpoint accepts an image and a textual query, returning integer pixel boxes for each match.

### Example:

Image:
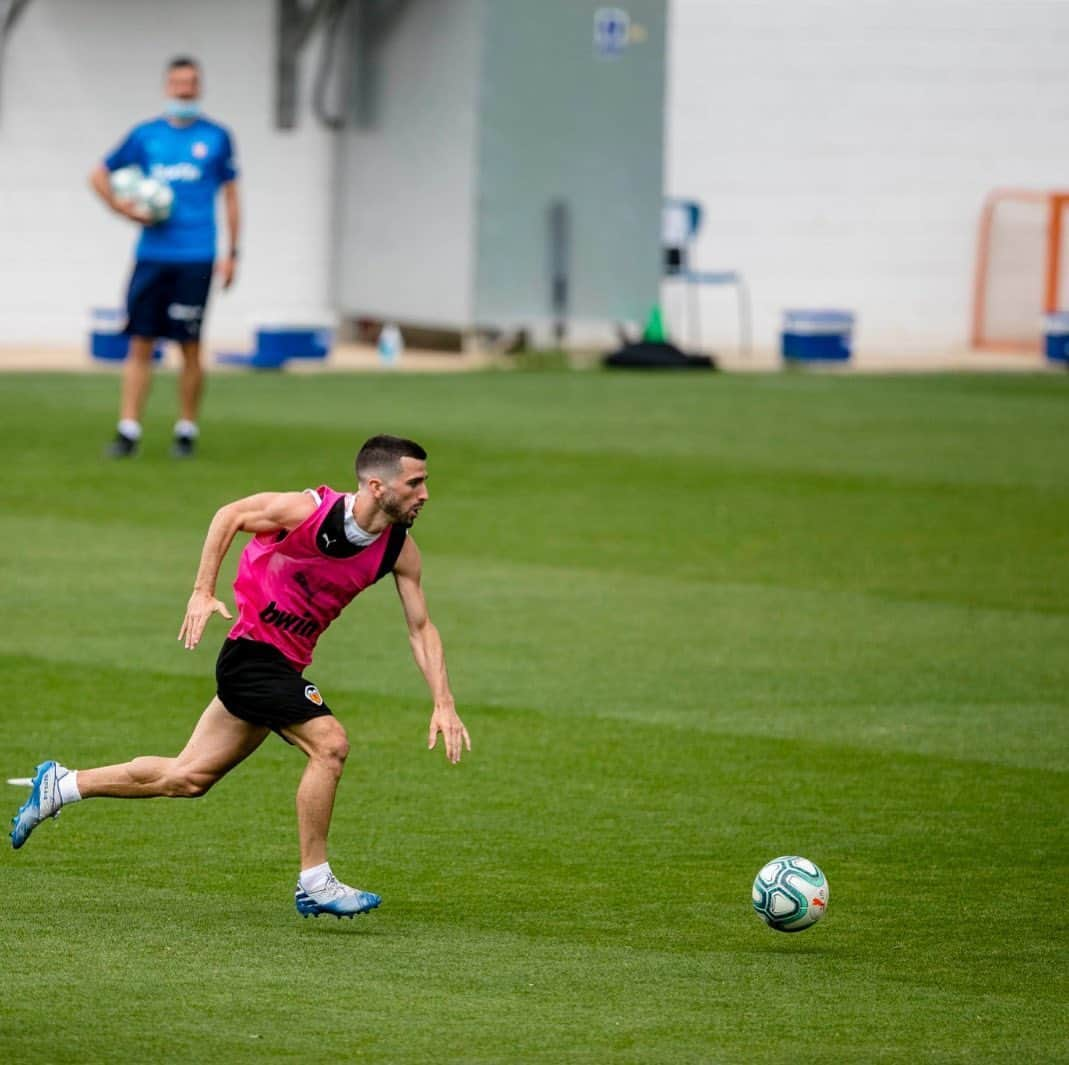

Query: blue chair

[662,198,751,356]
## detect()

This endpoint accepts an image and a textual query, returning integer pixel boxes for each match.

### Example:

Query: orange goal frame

[971,188,1069,351]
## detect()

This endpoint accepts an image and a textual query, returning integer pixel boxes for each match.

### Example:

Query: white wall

[665,0,1069,355]
[0,0,335,347]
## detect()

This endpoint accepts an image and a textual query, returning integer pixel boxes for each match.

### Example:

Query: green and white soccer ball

[110,165,144,201]
[109,167,173,222]
[752,855,828,932]
[136,176,174,222]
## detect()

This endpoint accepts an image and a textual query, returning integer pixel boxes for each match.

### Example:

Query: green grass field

[1,368,1066,1063]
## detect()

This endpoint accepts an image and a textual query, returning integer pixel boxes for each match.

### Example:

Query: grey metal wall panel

[333,0,481,325]
[474,0,666,331]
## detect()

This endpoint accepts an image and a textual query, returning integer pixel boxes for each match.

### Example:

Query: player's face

[166,66,201,101]
[378,457,429,525]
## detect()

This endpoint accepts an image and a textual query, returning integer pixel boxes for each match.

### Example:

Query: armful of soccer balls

[110,166,174,224]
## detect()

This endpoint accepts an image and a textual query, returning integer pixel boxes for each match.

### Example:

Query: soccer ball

[136,177,174,222]
[109,165,144,201]
[752,855,828,932]
[109,167,173,222]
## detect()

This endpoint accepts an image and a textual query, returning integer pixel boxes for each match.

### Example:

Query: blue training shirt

[104,116,238,263]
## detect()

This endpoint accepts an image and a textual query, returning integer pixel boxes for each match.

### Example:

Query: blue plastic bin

[782,310,855,362]
[1044,312,1069,363]
[217,321,334,370]
[89,309,163,362]
[254,326,332,366]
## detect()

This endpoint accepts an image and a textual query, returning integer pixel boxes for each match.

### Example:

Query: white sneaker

[294,872,381,919]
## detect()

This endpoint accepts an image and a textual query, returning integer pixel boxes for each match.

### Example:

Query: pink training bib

[227,486,407,670]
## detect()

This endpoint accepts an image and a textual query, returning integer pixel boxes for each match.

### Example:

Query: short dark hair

[167,56,200,72]
[355,435,427,482]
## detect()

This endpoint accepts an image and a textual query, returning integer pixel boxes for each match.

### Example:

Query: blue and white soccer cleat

[10,760,66,850]
[295,873,381,919]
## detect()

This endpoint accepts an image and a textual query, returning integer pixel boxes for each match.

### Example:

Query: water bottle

[378,323,403,367]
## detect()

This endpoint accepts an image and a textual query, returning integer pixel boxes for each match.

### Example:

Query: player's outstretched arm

[179,491,317,650]
[393,538,471,764]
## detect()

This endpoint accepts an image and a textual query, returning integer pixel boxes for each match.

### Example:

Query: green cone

[643,305,667,342]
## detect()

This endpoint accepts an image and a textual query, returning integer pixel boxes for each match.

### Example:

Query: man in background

[90,56,240,459]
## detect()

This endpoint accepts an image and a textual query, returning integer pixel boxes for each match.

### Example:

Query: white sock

[57,768,82,804]
[174,419,199,439]
[299,861,333,894]
[118,419,142,441]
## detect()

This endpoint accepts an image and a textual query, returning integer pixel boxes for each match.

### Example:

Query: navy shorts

[215,638,333,737]
[125,260,214,343]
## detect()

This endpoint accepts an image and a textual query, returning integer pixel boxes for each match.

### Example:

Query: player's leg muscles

[281,716,350,869]
[77,698,269,799]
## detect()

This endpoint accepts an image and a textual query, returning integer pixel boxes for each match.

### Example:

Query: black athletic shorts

[215,637,333,735]
[126,259,214,342]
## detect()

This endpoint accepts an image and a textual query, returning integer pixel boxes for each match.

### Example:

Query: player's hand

[178,591,233,650]
[217,255,237,290]
[114,199,154,225]
[428,702,471,764]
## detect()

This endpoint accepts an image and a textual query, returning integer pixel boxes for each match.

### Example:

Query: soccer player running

[10,436,471,919]
[90,56,240,459]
